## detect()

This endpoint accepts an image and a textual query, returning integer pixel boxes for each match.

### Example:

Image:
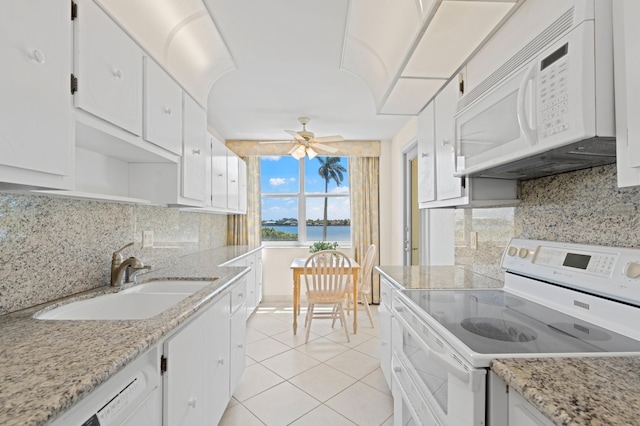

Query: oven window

[400,327,449,414]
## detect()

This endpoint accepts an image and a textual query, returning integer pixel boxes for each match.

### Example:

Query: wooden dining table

[290,257,360,336]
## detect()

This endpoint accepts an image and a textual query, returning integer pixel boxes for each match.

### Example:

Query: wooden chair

[347,244,376,328]
[303,250,352,344]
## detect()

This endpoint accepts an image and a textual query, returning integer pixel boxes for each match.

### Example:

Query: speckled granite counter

[0,245,260,426]
[492,357,640,425]
[376,265,504,290]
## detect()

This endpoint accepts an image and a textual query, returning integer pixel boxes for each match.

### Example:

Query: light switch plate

[142,230,154,248]
[470,231,478,250]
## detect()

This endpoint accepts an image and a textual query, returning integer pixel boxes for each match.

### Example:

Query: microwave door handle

[517,63,537,146]
[395,312,470,384]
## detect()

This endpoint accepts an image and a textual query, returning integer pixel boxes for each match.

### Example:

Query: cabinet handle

[188,397,197,408]
[217,173,224,177]
[112,69,124,80]
[421,153,428,158]
[393,366,402,373]
[230,179,236,183]
[441,139,450,146]
[192,149,201,155]
[163,106,172,115]
[29,49,46,64]
[238,343,244,349]
[238,292,244,298]
[217,357,225,365]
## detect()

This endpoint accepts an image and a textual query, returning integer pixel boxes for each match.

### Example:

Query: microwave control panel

[538,42,569,140]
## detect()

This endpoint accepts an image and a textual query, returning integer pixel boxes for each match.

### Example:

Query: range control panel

[502,239,640,306]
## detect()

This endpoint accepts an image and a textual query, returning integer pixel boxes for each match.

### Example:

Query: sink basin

[35,280,213,320]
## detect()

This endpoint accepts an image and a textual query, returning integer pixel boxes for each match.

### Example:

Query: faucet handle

[112,242,134,263]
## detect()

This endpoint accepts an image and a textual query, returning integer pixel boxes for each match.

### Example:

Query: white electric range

[391,239,640,425]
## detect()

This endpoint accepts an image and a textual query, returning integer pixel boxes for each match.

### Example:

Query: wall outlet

[470,231,478,250]
[142,230,154,248]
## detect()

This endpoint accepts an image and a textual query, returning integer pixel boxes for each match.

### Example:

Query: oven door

[392,294,487,426]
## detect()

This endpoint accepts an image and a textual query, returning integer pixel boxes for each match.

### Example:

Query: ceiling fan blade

[311,143,339,153]
[258,140,295,144]
[312,135,344,143]
[285,130,306,141]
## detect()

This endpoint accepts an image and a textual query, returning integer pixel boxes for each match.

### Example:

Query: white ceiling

[203,0,411,141]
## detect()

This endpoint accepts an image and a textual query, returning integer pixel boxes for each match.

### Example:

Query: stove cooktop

[400,289,640,356]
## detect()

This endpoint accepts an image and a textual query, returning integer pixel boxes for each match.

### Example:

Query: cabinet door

[227,151,240,211]
[74,0,142,135]
[245,254,257,316]
[418,102,436,204]
[230,304,247,396]
[0,0,73,181]
[614,0,640,187]
[210,135,228,209]
[182,94,207,203]
[144,57,182,155]
[435,78,463,200]
[205,294,231,425]
[163,311,207,426]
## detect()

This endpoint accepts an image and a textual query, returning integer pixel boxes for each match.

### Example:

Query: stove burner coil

[461,317,538,342]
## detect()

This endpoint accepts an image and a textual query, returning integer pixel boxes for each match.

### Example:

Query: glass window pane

[261,156,299,194]
[306,197,351,243]
[305,157,349,194]
[261,197,299,241]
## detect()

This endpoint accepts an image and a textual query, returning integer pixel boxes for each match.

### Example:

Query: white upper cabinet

[237,158,247,213]
[143,57,183,155]
[435,78,463,201]
[182,94,207,203]
[0,0,73,189]
[613,0,640,188]
[73,0,142,135]
[417,102,436,204]
[227,152,240,211]
[210,135,228,210]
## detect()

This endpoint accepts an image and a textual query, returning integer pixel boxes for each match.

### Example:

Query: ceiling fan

[260,117,344,159]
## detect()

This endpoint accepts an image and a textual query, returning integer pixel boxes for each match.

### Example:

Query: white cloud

[269,177,287,186]
[263,156,282,161]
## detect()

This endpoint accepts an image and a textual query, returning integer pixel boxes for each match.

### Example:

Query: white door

[210,135,228,209]
[144,57,183,155]
[0,0,73,180]
[403,144,422,266]
[74,0,142,135]
[182,94,207,203]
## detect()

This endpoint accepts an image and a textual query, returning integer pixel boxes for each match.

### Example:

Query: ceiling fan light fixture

[291,145,307,160]
[306,147,318,159]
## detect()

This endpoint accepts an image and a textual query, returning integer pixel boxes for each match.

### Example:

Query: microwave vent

[459,7,575,111]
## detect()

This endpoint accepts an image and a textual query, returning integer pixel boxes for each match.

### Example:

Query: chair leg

[304,303,311,327]
[361,293,374,328]
[305,303,314,344]
[337,303,350,343]
[331,305,339,328]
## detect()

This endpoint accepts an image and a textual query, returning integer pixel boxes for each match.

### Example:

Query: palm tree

[317,157,346,240]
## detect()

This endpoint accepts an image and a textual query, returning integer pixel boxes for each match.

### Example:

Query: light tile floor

[220,303,393,426]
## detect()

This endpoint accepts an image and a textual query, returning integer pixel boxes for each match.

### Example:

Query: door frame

[403,142,426,266]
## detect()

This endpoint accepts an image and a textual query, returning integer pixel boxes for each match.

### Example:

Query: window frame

[260,156,351,247]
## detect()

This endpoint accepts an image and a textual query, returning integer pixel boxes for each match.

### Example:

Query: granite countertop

[376,265,504,290]
[0,245,261,426]
[492,357,640,425]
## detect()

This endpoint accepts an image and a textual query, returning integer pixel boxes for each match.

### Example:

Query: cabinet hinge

[71,1,77,20]
[160,355,167,374]
[70,74,78,95]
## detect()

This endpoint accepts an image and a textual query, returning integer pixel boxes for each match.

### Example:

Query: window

[261,156,350,244]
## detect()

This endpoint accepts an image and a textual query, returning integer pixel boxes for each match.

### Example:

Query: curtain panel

[349,157,381,304]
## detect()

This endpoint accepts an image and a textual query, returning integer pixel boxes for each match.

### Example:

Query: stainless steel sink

[35,280,213,320]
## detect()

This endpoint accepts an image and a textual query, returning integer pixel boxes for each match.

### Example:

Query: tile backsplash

[0,193,227,315]
[455,164,640,281]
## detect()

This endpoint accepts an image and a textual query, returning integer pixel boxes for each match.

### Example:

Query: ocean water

[262,225,351,241]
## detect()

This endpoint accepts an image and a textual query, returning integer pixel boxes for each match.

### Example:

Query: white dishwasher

[51,345,161,426]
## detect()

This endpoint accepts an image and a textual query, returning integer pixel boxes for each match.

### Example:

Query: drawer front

[231,280,247,314]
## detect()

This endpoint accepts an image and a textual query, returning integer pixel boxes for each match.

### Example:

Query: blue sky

[261,156,350,221]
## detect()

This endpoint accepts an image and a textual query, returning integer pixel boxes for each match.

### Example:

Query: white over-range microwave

[454,0,616,180]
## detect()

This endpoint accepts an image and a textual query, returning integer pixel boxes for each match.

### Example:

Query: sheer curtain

[349,157,381,303]
[227,156,261,246]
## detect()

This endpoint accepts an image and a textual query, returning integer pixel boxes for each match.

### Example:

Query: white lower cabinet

[509,390,554,426]
[222,249,262,318]
[379,277,394,389]
[230,288,247,396]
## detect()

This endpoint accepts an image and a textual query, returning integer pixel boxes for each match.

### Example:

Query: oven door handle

[394,312,470,384]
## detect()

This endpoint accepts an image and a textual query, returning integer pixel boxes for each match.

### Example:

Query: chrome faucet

[110,242,147,286]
